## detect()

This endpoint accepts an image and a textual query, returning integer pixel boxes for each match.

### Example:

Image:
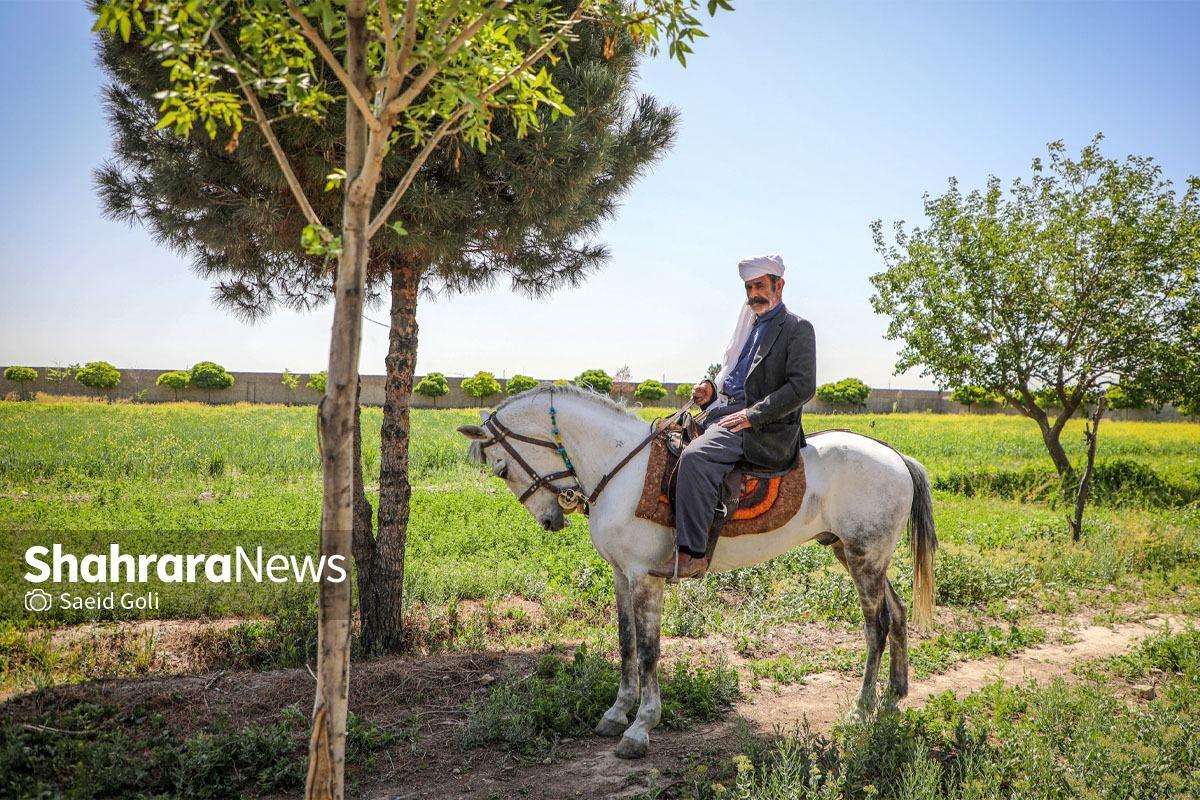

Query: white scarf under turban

[711,256,786,401]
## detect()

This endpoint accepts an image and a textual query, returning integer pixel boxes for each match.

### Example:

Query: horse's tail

[901,454,937,633]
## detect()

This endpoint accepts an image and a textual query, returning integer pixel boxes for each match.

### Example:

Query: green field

[2,399,1199,798]
[2,398,1197,632]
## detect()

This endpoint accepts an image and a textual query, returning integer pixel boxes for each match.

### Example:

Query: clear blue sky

[1,1,1197,387]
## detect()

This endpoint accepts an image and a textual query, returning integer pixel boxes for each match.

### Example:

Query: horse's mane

[493,382,645,422]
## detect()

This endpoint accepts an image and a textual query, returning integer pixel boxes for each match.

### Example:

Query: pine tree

[95,21,677,654]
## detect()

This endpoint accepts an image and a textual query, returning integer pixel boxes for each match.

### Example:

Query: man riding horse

[649,255,817,580]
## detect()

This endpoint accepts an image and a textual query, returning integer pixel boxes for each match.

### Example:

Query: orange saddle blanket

[633,435,807,537]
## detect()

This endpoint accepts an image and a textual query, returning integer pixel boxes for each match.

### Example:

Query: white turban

[738,254,785,282]
[711,255,787,407]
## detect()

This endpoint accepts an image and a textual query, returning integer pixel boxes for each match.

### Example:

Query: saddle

[634,414,807,558]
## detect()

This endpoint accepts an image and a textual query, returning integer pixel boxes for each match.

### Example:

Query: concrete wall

[0,366,1186,421]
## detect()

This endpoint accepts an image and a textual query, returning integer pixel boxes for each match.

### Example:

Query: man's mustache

[748,296,768,305]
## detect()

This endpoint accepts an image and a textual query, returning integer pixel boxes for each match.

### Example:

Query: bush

[950,384,1001,409]
[461,371,501,405]
[574,368,612,395]
[634,379,667,402]
[1107,382,1150,410]
[816,377,870,406]
[188,361,234,391]
[156,370,190,401]
[280,368,299,402]
[676,382,694,400]
[306,371,327,393]
[75,361,121,392]
[414,371,450,402]
[4,367,37,400]
[461,646,738,757]
[505,374,539,394]
[4,366,37,383]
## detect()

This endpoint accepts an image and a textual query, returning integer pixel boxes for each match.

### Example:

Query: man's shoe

[648,549,709,581]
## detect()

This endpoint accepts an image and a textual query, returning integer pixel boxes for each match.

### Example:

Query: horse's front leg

[615,573,664,759]
[596,566,639,736]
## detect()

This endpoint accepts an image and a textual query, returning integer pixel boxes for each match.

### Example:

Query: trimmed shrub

[4,367,37,400]
[675,382,694,401]
[4,366,37,383]
[505,374,539,394]
[634,379,667,402]
[816,377,870,407]
[415,372,450,404]
[75,361,121,396]
[156,370,190,401]
[188,361,234,391]
[306,371,327,393]
[950,384,1001,410]
[461,371,501,406]
[574,368,612,395]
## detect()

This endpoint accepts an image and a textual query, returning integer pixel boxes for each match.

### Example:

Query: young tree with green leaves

[816,377,871,408]
[75,361,121,401]
[94,1,726,792]
[505,374,539,394]
[461,371,501,405]
[307,371,328,394]
[4,367,38,401]
[95,5,686,662]
[950,384,1001,413]
[412,371,449,406]
[188,362,235,401]
[575,367,613,394]
[871,135,1198,480]
[281,369,301,404]
[872,135,1199,541]
[634,378,667,402]
[157,370,190,401]
[675,382,693,402]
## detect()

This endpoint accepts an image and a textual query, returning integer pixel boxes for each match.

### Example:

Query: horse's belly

[707,521,821,572]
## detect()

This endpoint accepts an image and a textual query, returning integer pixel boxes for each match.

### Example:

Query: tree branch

[394,0,421,88]
[211,28,324,230]
[284,0,383,133]
[370,1,586,237]
[385,0,511,119]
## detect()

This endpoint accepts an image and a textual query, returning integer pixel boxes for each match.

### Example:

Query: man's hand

[716,410,752,431]
[692,381,714,406]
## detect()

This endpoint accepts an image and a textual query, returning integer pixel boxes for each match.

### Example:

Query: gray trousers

[675,402,745,555]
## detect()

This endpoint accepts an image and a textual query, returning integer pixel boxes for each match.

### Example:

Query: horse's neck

[553,394,649,495]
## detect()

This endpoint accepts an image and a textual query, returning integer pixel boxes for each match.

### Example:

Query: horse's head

[457,392,570,532]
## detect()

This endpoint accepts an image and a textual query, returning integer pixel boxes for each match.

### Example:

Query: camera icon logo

[24,589,53,613]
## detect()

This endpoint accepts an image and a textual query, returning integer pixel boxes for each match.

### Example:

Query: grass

[0,701,397,800]
[1,399,1198,683]
[461,645,740,758]
[669,627,1200,800]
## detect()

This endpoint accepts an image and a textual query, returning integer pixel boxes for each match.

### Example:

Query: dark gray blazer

[701,310,816,471]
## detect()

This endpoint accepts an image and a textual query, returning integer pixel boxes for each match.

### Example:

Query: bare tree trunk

[307,3,369,798]
[359,261,420,654]
[1069,396,1106,542]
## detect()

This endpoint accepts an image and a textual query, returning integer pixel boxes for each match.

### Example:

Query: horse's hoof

[594,716,627,737]
[614,733,648,759]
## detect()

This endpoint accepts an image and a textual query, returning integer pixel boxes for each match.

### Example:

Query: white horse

[457,384,937,759]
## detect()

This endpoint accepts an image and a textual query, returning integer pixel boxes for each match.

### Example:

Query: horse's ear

[457,424,488,440]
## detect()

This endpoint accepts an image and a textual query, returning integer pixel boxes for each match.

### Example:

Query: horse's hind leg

[883,578,909,699]
[615,573,665,759]
[596,566,639,736]
[833,541,890,713]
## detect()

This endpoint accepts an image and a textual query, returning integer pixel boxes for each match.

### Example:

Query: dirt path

[374,613,1192,800]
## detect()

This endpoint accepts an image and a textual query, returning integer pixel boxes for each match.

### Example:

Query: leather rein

[479,388,691,515]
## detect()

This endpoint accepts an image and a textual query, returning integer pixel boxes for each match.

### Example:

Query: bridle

[478,388,689,516]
